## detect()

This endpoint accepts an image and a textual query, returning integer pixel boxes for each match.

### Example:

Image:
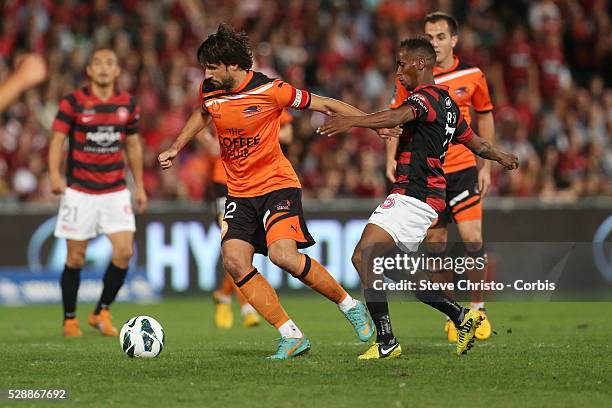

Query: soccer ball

[119,316,165,358]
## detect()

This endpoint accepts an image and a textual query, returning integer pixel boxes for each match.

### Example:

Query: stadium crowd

[0,0,610,203]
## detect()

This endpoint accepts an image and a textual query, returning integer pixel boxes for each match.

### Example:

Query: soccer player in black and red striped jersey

[319,38,518,359]
[48,48,147,338]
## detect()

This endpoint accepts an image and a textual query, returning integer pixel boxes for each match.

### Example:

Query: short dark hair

[399,37,436,67]
[423,12,459,35]
[197,23,253,70]
[88,47,118,65]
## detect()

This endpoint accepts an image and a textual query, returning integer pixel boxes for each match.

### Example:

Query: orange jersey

[211,155,226,184]
[390,56,493,174]
[201,71,307,197]
[210,108,293,186]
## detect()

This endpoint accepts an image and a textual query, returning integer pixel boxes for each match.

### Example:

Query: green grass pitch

[2,297,611,407]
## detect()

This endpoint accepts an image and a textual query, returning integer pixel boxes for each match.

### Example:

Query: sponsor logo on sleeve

[408,94,429,113]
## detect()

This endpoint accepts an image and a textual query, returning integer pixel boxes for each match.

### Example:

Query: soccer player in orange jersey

[387,12,495,342]
[210,111,292,329]
[159,24,381,359]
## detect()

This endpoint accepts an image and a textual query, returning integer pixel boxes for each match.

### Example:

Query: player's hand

[134,186,148,214]
[317,115,353,137]
[158,148,178,169]
[376,126,402,140]
[49,173,66,195]
[478,164,491,197]
[386,159,397,183]
[15,54,47,89]
[498,152,519,170]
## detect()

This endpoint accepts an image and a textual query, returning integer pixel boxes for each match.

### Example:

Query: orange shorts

[220,187,315,255]
[436,166,482,226]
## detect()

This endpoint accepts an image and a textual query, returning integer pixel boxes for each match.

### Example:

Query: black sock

[415,288,467,325]
[61,265,82,320]
[363,288,396,345]
[95,263,128,314]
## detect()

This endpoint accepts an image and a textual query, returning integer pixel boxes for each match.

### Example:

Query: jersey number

[224,202,237,219]
[61,205,78,223]
[441,112,457,159]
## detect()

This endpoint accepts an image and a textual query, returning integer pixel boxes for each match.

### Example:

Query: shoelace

[346,306,366,326]
[273,337,294,355]
[458,320,473,341]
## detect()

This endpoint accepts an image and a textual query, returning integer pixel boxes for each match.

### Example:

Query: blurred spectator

[0,0,610,204]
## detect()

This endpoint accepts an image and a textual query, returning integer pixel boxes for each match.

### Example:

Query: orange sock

[232,280,249,307]
[236,269,289,329]
[297,254,347,304]
[218,274,234,297]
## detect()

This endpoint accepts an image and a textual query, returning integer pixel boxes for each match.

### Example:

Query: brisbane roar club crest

[209,101,221,118]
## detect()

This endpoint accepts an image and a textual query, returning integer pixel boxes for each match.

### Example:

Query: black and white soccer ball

[120,316,165,358]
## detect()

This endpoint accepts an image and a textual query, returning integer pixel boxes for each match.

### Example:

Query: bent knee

[113,245,134,262]
[66,251,86,268]
[268,247,300,274]
[222,255,252,280]
[351,247,363,271]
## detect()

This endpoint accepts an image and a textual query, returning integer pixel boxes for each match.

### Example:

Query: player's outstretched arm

[125,134,148,213]
[308,94,366,116]
[309,94,402,138]
[464,133,519,170]
[158,110,210,169]
[317,105,414,137]
[48,131,67,195]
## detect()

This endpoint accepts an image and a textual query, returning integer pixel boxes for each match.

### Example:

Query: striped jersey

[52,86,140,194]
[201,71,310,197]
[390,84,473,212]
[390,56,493,174]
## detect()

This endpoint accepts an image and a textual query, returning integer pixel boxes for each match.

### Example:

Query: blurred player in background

[49,48,147,337]
[210,110,292,329]
[0,53,47,112]
[388,12,495,342]
[159,24,379,359]
[319,38,517,359]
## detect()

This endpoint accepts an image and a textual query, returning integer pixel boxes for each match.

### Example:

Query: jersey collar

[413,83,449,92]
[83,84,119,100]
[433,55,459,76]
[231,70,254,93]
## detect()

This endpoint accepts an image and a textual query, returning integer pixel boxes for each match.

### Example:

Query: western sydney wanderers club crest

[117,107,129,122]
[381,197,395,209]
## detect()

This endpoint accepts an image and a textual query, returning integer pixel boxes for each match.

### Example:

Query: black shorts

[221,187,315,255]
[436,166,482,225]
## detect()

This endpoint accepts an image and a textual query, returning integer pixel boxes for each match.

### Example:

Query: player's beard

[216,75,235,91]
